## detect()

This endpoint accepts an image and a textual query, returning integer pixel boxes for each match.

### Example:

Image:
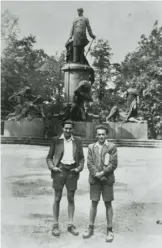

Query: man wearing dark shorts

[83,125,118,242]
[46,120,84,236]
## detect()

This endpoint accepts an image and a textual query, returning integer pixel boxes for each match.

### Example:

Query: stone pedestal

[62,63,93,103]
[48,119,148,140]
[4,119,44,138]
[103,122,148,139]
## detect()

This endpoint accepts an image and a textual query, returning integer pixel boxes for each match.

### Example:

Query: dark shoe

[106,228,114,242]
[82,225,94,239]
[52,224,60,237]
[67,224,79,236]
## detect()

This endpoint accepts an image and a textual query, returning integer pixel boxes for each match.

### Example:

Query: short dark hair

[95,124,109,134]
[62,119,75,128]
[77,8,83,12]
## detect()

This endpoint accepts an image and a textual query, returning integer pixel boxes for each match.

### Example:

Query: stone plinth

[62,63,93,103]
[48,120,147,139]
[3,118,148,140]
[4,119,44,138]
[103,122,148,139]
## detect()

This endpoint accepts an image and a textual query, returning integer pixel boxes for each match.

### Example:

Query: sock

[107,227,113,232]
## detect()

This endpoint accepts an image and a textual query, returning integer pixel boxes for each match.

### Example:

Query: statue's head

[77,8,83,16]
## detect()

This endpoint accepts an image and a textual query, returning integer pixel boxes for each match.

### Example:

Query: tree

[90,38,121,114]
[1,32,66,118]
[36,51,66,105]
[1,9,20,48]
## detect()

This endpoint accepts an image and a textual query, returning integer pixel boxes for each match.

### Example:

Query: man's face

[63,123,73,139]
[96,129,107,144]
[78,10,83,16]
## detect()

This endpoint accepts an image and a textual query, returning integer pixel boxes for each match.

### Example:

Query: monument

[62,8,96,122]
[3,8,148,140]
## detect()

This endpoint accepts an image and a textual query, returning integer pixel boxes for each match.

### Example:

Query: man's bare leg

[52,189,62,236]
[83,201,99,238]
[105,201,114,242]
[67,190,79,235]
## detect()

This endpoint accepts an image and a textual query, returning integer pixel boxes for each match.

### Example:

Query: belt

[59,162,76,171]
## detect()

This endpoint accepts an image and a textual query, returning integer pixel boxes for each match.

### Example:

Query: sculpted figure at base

[70,80,93,121]
[106,87,144,123]
[66,8,95,64]
[54,80,93,122]
[54,79,96,122]
[6,86,45,121]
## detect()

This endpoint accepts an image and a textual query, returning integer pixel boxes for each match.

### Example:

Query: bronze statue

[70,80,93,121]
[67,8,95,64]
[54,80,94,122]
[106,87,144,123]
[125,88,139,121]
[6,86,45,121]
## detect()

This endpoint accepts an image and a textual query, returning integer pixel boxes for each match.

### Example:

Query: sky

[2,1,162,63]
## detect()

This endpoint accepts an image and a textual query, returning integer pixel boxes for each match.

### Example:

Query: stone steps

[1,136,162,148]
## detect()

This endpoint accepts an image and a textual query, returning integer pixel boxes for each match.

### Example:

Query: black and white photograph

[1,0,162,247]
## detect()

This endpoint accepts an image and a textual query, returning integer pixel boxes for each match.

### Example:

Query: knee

[55,196,62,203]
[104,201,112,208]
[92,201,99,208]
[54,190,62,203]
[67,191,75,203]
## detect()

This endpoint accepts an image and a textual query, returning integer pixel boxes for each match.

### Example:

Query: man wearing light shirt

[46,120,84,237]
[83,125,118,242]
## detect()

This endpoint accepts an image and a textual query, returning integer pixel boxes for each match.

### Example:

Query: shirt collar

[94,139,109,148]
[59,133,74,141]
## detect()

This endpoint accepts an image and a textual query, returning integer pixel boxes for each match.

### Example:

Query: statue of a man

[68,8,95,64]
[125,88,139,121]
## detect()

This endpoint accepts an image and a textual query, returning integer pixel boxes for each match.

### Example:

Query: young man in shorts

[46,120,84,236]
[83,124,118,242]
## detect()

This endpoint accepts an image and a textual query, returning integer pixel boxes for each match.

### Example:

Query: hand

[71,168,79,173]
[100,176,107,182]
[95,171,104,179]
[52,167,61,172]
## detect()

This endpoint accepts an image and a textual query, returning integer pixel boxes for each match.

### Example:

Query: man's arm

[103,145,118,175]
[46,138,56,171]
[86,18,95,39]
[76,139,85,172]
[87,145,98,177]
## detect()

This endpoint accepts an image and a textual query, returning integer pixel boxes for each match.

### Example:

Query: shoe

[82,225,94,239]
[52,223,60,236]
[105,229,114,242]
[67,224,79,236]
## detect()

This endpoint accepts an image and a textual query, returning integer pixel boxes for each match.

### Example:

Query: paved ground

[1,144,162,248]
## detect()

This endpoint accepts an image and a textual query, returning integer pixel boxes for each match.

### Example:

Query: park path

[1,144,162,248]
